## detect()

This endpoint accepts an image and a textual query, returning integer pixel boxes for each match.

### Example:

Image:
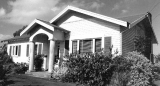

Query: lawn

[5,74,76,86]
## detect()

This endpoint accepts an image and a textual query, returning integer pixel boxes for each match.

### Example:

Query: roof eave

[20,19,54,36]
[50,6,128,27]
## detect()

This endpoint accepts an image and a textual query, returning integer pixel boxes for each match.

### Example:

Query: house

[1,6,157,73]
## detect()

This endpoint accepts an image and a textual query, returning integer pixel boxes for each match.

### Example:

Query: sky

[0,0,160,54]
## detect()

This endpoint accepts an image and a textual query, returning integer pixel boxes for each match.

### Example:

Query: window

[38,44,42,55]
[9,46,12,55]
[26,44,29,57]
[72,38,102,54]
[95,39,101,52]
[35,43,43,55]
[11,45,21,56]
[72,41,77,53]
[79,40,92,53]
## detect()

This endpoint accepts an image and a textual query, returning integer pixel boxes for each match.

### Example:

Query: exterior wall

[122,23,145,55]
[59,15,122,55]
[7,42,30,63]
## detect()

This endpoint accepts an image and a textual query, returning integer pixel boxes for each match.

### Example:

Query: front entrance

[32,34,67,71]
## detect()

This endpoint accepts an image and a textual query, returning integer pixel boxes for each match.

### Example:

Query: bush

[0,49,13,85]
[62,51,154,86]
[11,63,29,74]
[109,56,132,86]
[34,55,43,71]
[52,64,68,80]
[62,53,115,86]
[125,52,153,86]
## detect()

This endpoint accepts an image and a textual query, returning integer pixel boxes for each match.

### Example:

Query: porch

[23,19,69,74]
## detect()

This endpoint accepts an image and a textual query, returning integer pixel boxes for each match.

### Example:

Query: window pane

[16,46,18,55]
[72,41,77,53]
[80,40,92,53]
[18,45,21,56]
[26,44,29,57]
[95,39,101,52]
[38,44,42,55]
[9,46,12,55]
[83,40,92,53]
[35,45,38,55]
[13,46,15,55]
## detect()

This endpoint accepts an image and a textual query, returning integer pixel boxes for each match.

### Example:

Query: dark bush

[34,55,43,71]
[0,49,13,85]
[11,63,28,74]
[62,52,115,86]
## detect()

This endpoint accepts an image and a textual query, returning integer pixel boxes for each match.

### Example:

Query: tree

[13,25,27,37]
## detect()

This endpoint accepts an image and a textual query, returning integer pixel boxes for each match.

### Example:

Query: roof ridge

[117,13,146,19]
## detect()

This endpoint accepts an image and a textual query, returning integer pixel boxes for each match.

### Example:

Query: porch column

[48,39,56,73]
[92,39,95,53]
[43,56,47,71]
[29,41,35,72]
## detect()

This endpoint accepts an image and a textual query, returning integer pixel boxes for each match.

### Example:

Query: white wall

[59,15,122,55]
[7,42,30,63]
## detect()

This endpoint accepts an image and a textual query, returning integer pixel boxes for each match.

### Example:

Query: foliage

[13,25,27,37]
[134,36,151,58]
[34,55,43,71]
[155,54,160,63]
[152,62,160,81]
[62,52,115,86]
[11,63,28,74]
[62,51,155,86]
[0,48,13,85]
[109,56,132,86]
[52,63,68,80]
[125,52,153,86]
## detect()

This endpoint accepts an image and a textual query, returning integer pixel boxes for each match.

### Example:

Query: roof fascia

[129,15,146,28]
[146,14,158,44]
[20,19,54,36]
[50,6,128,27]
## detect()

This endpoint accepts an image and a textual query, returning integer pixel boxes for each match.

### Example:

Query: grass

[4,74,76,86]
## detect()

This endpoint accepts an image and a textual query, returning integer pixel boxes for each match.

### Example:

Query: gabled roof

[20,19,54,36]
[118,13,145,24]
[20,19,69,36]
[49,6,128,27]
[119,13,158,44]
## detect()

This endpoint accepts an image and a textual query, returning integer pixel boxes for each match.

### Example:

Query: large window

[72,38,101,54]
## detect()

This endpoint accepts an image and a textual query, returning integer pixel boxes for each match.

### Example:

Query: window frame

[72,37,102,54]
[11,45,21,56]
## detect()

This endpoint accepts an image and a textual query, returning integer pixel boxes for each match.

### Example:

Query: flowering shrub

[62,53,114,86]
[61,51,155,86]
[52,64,68,80]
[125,52,153,86]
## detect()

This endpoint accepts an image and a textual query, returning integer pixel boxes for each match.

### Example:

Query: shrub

[62,51,154,86]
[62,53,115,86]
[109,56,132,86]
[125,52,153,86]
[11,63,29,74]
[52,64,68,80]
[34,55,43,71]
[0,49,13,85]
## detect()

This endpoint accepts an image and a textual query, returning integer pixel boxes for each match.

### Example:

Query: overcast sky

[0,0,160,54]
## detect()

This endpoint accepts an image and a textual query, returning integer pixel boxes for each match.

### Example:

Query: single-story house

[1,6,158,73]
